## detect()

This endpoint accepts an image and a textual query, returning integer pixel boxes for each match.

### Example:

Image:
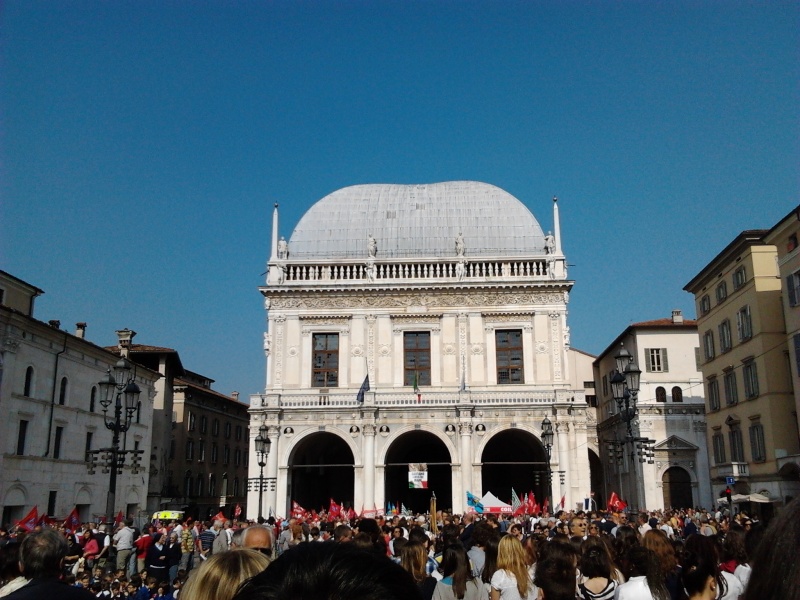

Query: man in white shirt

[112,520,135,571]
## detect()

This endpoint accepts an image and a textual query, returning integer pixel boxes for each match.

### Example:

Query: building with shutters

[685,230,800,509]
[593,311,712,510]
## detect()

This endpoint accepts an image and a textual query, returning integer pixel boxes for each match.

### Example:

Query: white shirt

[720,571,743,600]
[614,575,654,600]
[490,569,537,600]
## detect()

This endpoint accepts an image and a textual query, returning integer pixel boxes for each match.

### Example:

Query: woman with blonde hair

[490,535,536,600]
[182,548,270,600]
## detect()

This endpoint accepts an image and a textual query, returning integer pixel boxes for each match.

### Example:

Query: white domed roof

[287,181,546,260]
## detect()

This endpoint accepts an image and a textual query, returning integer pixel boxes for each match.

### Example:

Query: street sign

[725,476,735,485]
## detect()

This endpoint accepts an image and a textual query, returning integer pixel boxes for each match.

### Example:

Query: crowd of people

[0,496,798,600]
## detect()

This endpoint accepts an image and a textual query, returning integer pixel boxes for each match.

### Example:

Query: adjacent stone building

[0,271,159,525]
[248,182,597,518]
[594,311,712,510]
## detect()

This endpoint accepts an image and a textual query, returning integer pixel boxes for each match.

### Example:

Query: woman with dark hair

[720,529,749,592]
[680,551,718,600]
[0,541,28,597]
[614,546,669,600]
[480,536,500,600]
[534,542,576,600]
[642,530,680,600]
[577,537,616,600]
[81,531,99,572]
[684,534,741,600]
[432,543,481,600]
[743,496,800,600]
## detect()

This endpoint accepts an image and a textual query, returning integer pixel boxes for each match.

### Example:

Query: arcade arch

[287,432,355,513]
[384,430,453,514]
[480,429,548,504]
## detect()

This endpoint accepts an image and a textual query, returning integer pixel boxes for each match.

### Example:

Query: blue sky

[2,1,798,397]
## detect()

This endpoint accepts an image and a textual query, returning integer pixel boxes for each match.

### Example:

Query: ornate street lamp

[541,416,554,511]
[94,358,142,524]
[254,424,271,522]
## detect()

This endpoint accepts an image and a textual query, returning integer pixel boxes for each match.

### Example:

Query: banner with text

[408,463,429,489]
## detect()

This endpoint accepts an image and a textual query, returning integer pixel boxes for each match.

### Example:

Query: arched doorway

[385,431,452,514]
[288,432,354,514]
[588,449,604,509]
[662,467,692,509]
[481,430,548,507]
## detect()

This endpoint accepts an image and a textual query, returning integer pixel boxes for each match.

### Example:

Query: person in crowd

[684,534,741,600]
[82,530,99,572]
[4,528,94,599]
[480,533,500,599]
[466,521,492,578]
[113,520,135,574]
[432,543,481,600]
[720,528,750,592]
[146,533,169,585]
[577,536,617,600]
[614,545,669,600]
[165,532,182,587]
[490,535,536,600]
[333,524,353,543]
[231,542,424,600]
[534,543,577,600]
[0,541,28,597]
[680,551,719,600]
[240,525,275,561]
[181,549,269,600]
[399,541,436,600]
[743,495,800,600]
[642,529,681,600]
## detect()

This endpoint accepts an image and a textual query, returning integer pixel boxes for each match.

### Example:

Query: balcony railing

[250,389,584,409]
[274,258,559,285]
[712,462,750,479]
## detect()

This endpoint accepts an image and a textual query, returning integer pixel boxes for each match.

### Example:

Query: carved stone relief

[268,291,566,310]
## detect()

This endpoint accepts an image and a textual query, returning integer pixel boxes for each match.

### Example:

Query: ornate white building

[247,182,598,518]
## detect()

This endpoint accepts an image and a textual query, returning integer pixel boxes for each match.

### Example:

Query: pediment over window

[654,435,698,452]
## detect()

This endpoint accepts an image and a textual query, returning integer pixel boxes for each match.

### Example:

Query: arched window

[90,386,97,412]
[221,473,228,497]
[672,386,683,403]
[23,366,34,397]
[233,477,239,497]
[59,377,68,405]
[196,474,204,497]
[209,474,216,497]
[656,386,667,403]
[184,471,192,497]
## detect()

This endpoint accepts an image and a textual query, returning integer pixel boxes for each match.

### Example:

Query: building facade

[247,182,597,518]
[594,311,712,511]
[171,371,250,519]
[0,271,159,525]
[685,231,800,507]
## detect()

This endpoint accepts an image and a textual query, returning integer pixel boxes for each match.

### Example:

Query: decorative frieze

[267,291,566,310]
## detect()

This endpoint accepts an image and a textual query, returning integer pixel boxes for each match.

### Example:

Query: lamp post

[91,358,142,524]
[608,346,654,510]
[254,424,271,522]
[541,416,554,513]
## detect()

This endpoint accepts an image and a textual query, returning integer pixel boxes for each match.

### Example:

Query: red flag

[532,500,541,515]
[542,498,549,515]
[526,492,536,515]
[16,506,38,532]
[560,495,566,510]
[347,506,356,520]
[234,504,242,519]
[608,492,624,511]
[328,499,341,519]
[114,511,125,526]
[211,511,226,522]
[291,501,306,519]
[63,507,80,532]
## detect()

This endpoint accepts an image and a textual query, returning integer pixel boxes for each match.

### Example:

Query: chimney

[48,319,61,329]
[231,391,240,402]
[671,309,684,324]
[116,328,137,358]
[75,322,87,339]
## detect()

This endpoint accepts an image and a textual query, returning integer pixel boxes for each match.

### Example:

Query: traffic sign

[725,476,735,485]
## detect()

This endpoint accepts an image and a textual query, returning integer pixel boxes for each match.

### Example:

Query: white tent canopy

[480,491,513,514]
